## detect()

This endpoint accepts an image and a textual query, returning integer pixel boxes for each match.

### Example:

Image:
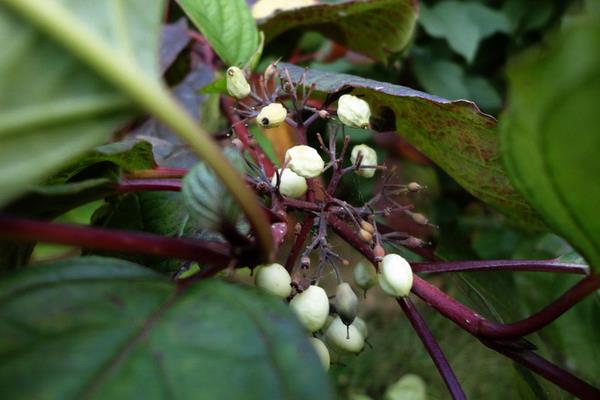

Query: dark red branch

[412,259,589,275]
[117,179,183,192]
[126,167,188,179]
[398,297,467,400]
[221,96,275,177]
[284,215,315,273]
[0,214,233,267]
[484,340,600,399]
[478,274,600,339]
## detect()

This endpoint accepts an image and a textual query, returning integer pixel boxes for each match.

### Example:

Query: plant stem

[117,179,182,192]
[478,274,600,339]
[411,259,589,275]
[483,340,600,399]
[5,0,273,262]
[127,167,188,179]
[221,96,275,177]
[398,297,467,400]
[284,215,315,273]
[0,214,234,267]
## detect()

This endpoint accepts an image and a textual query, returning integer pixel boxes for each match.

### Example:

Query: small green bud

[271,168,307,198]
[337,94,371,129]
[378,254,413,298]
[226,66,251,99]
[255,263,292,298]
[335,282,359,326]
[284,145,325,178]
[350,144,378,178]
[257,103,287,128]
[325,316,365,353]
[290,285,330,332]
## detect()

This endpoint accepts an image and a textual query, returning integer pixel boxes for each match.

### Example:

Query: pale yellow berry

[284,145,325,178]
[325,316,365,353]
[350,144,378,178]
[308,337,330,371]
[257,103,287,128]
[290,285,330,332]
[226,66,251,99]
[255,263,292,298]
[337,94,371,129]
[378,254,413,298]
[271,168,307,198]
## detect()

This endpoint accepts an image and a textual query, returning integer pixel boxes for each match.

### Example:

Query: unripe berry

[255,263,292,298]
[308,337,330,371]
[378,254,413,298]
[289,285,330,332]
[407,182,423,192]
[325,316,365,353]
[337,94,371,129]
[358,228,373,243]
[373,244,386,259]
[226,67,251,99]
[350,144,378,178]
[257,103,287,128]
[284,145,325,178]
[335,282,358,326]
[271,168,307,198]
[353,261,377,291]
[360,219,375,234]
[409,212,429,226]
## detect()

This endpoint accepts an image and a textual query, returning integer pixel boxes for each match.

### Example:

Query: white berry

[252,0,318,20]
[350,144,378,178]
[290,285,330,332]
[271,168,307,198]
[226,67,251,99]
[254,263,292,298]
[325,316,365,354]
[257,103,287,128]
[378,253,413,298]
[308,337,330,371]
[284,145,324,178]
[337,94,371,129]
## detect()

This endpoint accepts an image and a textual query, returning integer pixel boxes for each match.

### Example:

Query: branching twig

[398,297,466,400]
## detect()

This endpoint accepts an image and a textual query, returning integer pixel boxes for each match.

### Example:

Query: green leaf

[500,16,600,270]
[90,192,221,273]
[0,6,137,207]
[420,1,510,63]
[49,140,157,184]
[257,0,418,62]
[183,148,247,231]
[278,63,543,227]
[0,257,334,399]
[177,0,259,66]
[3,0,274,261]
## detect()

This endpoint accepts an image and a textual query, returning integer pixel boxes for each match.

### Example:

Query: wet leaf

[0,257,334,399]
[257,0,418,62]
[278,63,542,226]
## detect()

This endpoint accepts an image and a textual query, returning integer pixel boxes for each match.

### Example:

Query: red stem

[221,96,275,177]
[412,259,589,275]
[0,214,233,267]
[117,179,182,192]
[484,340,600,399]
[126,167,188,179]
[398,297,467,399]
[478,274,600,339]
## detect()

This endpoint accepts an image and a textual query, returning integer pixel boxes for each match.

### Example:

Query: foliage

[0,0,598,399]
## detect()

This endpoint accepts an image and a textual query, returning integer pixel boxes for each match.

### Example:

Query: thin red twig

[398,297,466,399]
[412,259,589,275]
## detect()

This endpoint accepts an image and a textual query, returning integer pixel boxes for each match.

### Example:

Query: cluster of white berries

[253,252,413,371]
